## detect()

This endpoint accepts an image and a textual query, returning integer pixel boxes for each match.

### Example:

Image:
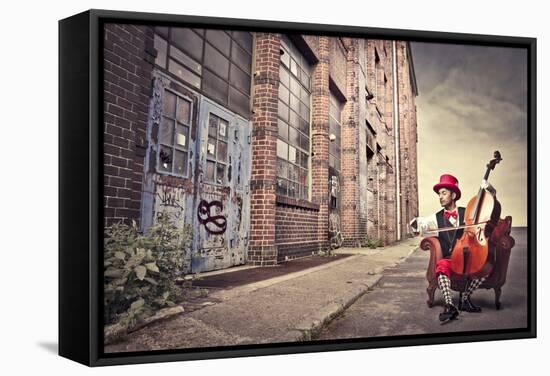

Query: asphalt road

[318,227,529,339]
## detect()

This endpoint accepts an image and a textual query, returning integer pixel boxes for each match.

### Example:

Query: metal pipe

[392,41,402,241]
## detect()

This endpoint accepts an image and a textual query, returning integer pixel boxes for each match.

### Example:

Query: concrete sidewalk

[105,238,420,353]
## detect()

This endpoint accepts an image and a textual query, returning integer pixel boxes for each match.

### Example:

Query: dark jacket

[436,206,466,258]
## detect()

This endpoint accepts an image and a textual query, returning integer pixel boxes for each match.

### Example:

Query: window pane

[205,29,231,57]
[219,119,229,139]
[163,91,176,117]
[300,118,310,135]
[278,84,289,104]
[160,117,174,145]
[217,140,227,162]
[204,43,229,80]
[229,87,250,118]
[230,63,251,95]
[168,59,201,88]
[290,77,300,95]
[290,93,300,113]
[176,98,191,124]
[300,102,310,121]
[278,100,289,122]
[299,168,307,185]
[288,181,297,198]
[278,119,288,140]
[277,139,288,159]
[159,146,173,172]
[299,133,309,151]
[232,31,252,52]
[300,68,310,88]
[202,69,229,105]
[174,150,188,175]
[154,35,167,68]
[300,151,309,168]
[280,48,290,68]
[290,58,298,77]
[277,158,288,179]
[289,110,299,129]
[288,163,297,181]
[277,178,288,196]
[176,124,188,149]
[205,160,215,182]
[169,45,202,75]
[279,67,290,88]
[171,28,203,61]
[208,115,218,137]
[288,145,297,164]
[289,126,299,146]
[207,137,217,157]
[300,86,309,104]
[216,164,226,184]
[232,42,252,74]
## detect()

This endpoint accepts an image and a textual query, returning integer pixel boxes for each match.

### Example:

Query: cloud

[411,42,528,225]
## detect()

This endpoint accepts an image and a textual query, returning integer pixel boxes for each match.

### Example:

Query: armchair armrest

[420,237,443,282]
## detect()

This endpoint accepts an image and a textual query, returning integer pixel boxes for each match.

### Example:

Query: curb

[293,274,383,341]
[293,246,419,340]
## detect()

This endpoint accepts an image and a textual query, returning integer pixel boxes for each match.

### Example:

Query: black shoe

[459,297,482,313]
[439,304,459,322]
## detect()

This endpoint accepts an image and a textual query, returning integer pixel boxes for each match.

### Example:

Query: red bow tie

[444,210,457,219]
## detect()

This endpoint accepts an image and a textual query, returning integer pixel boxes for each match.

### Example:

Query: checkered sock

[461,277,486,301]
[437,274,454,306]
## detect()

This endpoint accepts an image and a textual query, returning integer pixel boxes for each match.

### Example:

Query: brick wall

[310,36,331,251]
[103,24,155,227]
[101,24,420,268]
[275,204,319,261]
[248,33,280,266]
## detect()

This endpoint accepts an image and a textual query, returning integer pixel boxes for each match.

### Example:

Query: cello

[450,151,503,280]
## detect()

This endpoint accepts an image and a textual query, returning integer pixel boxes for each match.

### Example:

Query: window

[204,113,229,185]
[158,89,191,177]
[276,36,311,200]
[153,27,253,118]
[329,93,343,172]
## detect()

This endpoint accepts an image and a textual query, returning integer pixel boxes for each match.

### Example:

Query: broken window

[204,113,230,185]
[276,36,312,200]
[157,88,191,177]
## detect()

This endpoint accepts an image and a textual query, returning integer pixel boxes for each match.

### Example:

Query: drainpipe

[392,41,401,241]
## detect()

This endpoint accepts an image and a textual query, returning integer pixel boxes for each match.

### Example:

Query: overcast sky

[410,42,528,226]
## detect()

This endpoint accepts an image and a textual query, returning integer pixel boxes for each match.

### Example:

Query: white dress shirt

[409,209,460,236]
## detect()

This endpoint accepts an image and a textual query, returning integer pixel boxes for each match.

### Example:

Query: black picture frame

[59,9,536,367]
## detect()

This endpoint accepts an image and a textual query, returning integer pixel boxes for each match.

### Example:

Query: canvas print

[101,22,528,354]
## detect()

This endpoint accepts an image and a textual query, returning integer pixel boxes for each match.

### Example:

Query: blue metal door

[191,97,251,273]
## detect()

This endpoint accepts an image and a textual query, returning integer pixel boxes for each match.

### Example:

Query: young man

[410,174,486,323]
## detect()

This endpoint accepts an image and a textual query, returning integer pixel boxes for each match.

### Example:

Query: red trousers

[435,258,453,278]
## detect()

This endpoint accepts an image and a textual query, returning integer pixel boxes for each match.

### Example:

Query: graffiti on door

[197,199,227,235]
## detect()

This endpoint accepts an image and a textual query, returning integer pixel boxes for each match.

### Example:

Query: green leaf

[145,262,159,273]
[134,266,146,280]
[114,251,126,260]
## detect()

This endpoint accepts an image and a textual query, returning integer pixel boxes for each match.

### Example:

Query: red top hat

[433,174,461,201]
